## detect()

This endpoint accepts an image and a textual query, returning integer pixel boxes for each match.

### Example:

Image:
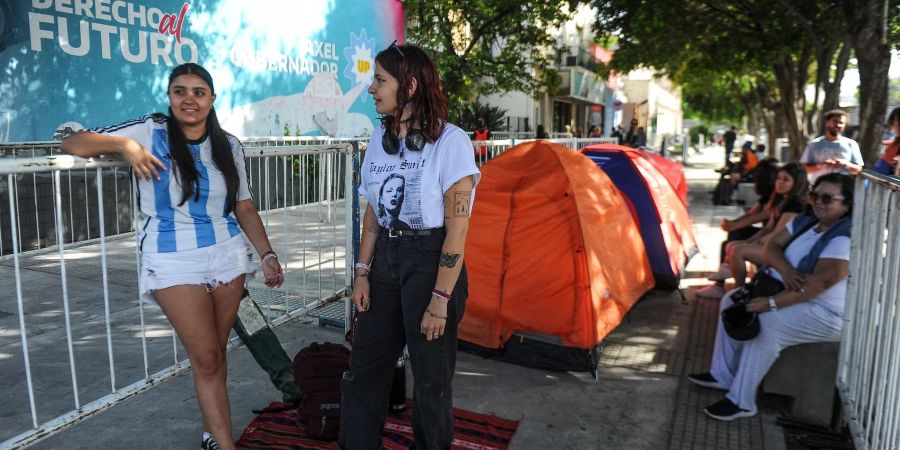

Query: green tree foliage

[688,125,710,146]
[890,77,900,105]
[679,70,749,125]
[405,0,579,121]
[846,0,897,160]
[590,0,863,160]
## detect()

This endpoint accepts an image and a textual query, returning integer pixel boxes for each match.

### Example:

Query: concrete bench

[762,342,840,427]
[735,182,759,208]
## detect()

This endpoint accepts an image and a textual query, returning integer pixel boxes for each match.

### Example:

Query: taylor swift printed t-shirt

[360,122,480,230]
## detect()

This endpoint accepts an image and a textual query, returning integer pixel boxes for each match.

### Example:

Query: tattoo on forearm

[454,192,471,217]
[440,251,460,268]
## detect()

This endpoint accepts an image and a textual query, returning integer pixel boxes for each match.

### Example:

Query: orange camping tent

[460,141,654,370]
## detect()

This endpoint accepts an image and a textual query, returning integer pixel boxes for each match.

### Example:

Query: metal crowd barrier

[0,132,622,447]
[838,171,900,450]
[471,137,618,166]
[484,131,535,140]
[0,141,359,449]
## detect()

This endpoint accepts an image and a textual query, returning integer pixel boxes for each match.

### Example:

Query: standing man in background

[800,109,863,184]
[723,126,737,168]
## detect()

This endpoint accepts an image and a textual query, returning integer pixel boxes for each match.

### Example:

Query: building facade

[482,5,683,145]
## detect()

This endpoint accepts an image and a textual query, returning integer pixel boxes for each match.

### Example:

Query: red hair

[375,43,448,142]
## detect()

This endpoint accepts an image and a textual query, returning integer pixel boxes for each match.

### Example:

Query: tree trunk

[820,38,851,120]
[774,106,787,160]
[773,57,809,161]
[761,109,777,157]
[848,0,891,165]
[754,82,780,158]
[737,93,758,145]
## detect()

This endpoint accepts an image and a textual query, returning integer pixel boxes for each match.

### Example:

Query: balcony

[557,46,602,72]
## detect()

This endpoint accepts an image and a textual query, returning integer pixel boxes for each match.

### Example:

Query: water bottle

[388,355,407,412]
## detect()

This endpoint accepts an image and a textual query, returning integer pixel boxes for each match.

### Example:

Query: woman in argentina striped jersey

[61,63,282,450]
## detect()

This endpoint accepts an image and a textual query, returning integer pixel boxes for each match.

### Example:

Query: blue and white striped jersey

[91,114,253,253]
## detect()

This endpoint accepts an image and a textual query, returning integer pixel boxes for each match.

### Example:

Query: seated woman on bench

[689,173,853,421]
[697,159,778,299]
[726,162,808,290]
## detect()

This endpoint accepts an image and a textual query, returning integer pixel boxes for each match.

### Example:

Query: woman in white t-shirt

[61,63,283,450]
[688,173,854,421]
[340,42,480,449]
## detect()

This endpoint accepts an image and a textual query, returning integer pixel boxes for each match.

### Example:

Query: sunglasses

[388,40,404,58]
[808,191,845,204]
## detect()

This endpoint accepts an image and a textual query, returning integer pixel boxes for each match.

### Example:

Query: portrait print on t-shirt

[360,123,481,231]
[378,173,412,229]
[368,150,426,229]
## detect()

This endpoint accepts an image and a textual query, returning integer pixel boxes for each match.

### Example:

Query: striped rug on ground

[237,401,519,450]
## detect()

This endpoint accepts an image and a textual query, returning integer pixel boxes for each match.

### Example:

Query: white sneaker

[696,284,725,299]
[201,432,219,450]
[707,263,732,281]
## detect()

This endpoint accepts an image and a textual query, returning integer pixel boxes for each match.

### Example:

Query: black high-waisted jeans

[339,228,467,450]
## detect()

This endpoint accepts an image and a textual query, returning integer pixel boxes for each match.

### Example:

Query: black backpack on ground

[292,342,351,440]
[712,175,734,205]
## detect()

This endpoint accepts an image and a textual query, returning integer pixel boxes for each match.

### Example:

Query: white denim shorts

[139,234,258,304]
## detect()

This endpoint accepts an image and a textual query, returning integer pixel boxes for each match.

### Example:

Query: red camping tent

[581,144,698,289]
[642,152,688,206]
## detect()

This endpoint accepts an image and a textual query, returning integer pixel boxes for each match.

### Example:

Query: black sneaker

[704,398,756,421]
[201,432,220,450]
[687,372,727,390]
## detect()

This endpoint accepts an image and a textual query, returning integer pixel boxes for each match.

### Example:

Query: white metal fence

[0,142,359,449]
[0,134,623,448]
[472,137,618,165]
[838,170,900,450]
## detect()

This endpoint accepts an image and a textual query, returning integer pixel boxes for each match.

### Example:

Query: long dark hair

[375,43,448,142]
[753,158,779,203]
[774,162,808,212]
[166,63,240,213]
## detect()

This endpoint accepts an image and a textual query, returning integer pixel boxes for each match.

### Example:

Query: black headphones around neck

[380,116,427,156]
[382,128,426,155]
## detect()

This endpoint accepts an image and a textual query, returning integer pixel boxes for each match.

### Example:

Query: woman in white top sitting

[689,172,853,421]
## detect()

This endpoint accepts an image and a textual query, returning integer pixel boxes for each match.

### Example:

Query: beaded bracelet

[354,262,371,272]
[431,288,451,301]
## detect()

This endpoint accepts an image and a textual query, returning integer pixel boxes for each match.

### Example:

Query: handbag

[721,270,785,341]
[748,270,785,298]
[722,286,759,341]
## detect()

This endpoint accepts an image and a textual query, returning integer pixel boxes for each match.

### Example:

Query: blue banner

[0,0,404,141]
